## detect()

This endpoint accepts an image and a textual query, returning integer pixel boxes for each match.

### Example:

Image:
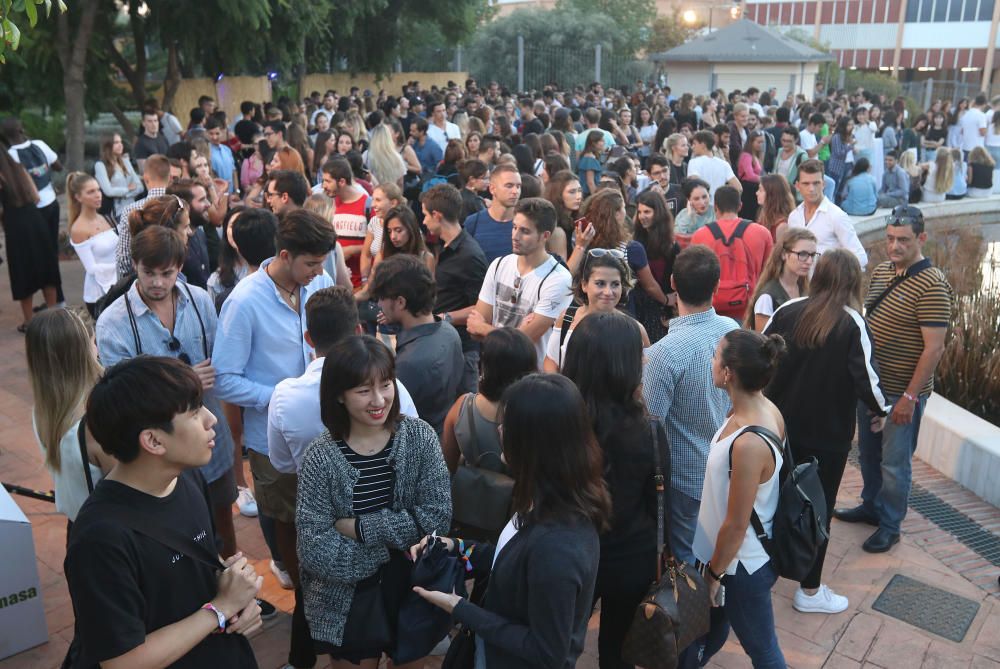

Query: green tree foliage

[0,0,65,63]
[646,10,700,55]
[557,0,654,55]
[466,6,630,91]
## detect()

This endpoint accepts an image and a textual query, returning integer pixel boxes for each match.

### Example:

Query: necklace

[267,265,299,307]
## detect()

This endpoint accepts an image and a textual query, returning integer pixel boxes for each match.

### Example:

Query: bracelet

[902,392,918,403]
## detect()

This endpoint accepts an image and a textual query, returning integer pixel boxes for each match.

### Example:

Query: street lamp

[683,3,742,31]
[682,9,698,24]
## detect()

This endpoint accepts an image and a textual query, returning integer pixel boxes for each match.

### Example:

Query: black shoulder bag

[450,394,514,535]
[622,419,711,669]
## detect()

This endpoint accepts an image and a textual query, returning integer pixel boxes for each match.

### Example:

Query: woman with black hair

[562,311,668,669]
[411,373,611,669]
[297,335,451,668]
[633,189,680,342]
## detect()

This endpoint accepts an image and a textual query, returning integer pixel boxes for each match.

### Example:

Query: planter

[916,393,1000,508]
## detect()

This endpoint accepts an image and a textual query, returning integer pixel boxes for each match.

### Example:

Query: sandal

[16,323,28,334]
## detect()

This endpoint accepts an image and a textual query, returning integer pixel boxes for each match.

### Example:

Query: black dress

[0,188,61,301]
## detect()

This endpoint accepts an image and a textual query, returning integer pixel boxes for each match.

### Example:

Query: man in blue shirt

[877,151,910,209]
[214,208,335,596]
[642,245,737,565]
[207,118,237,193]
[409,116,443,179]
[463,163,521,264]
[96,225,239,557]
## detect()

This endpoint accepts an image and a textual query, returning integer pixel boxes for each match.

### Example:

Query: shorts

[247,450,298,523]
[206,466,238,507]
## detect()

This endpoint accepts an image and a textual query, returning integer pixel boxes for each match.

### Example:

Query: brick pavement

[0,250,997,669]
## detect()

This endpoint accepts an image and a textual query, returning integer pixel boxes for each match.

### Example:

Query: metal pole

[837,69,845,90]
[595,43,602,85]
[456,45,463,73]
[924,78,933,110]
[517,35,525,93]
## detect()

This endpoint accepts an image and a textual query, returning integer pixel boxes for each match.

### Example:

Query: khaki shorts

[247,450,298,524]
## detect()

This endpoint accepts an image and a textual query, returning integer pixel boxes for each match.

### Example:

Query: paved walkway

[0,256,997,669]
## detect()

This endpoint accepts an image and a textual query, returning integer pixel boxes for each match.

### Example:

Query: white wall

[662,62,818,98]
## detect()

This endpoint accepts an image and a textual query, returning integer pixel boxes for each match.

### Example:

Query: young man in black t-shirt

[64,357,262,668]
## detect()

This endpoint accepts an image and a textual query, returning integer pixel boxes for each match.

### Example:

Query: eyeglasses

[167,336,192,365]
[785,249,821,262]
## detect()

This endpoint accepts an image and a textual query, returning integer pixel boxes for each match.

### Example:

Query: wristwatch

[705,562,723,582]
[202,602,227,631]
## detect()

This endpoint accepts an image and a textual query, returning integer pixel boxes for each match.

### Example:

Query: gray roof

[648,19,834,63]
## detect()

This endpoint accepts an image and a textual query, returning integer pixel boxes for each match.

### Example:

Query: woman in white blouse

[93,134,142,218]
[67,173,117,317]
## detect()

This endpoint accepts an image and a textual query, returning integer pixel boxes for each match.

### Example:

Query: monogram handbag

[621,419,711,669]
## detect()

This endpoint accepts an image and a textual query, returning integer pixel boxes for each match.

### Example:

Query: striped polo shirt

[864,258,953,397]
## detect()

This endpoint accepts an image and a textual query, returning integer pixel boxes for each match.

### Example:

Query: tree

[56,0,100,170]
[557,0,654,55]
[466,6,630,91]
[0,0,65,63]
[646,10,699,55]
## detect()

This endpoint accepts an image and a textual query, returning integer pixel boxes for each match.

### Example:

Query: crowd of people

[0,74,961,669]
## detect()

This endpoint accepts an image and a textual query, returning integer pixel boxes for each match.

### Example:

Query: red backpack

[706,220,757,319]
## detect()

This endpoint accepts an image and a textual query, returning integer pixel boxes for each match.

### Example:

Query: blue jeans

[670,488,701,566]
[724,562,786,668]
[823,174,836,201]
[857,394,928,534]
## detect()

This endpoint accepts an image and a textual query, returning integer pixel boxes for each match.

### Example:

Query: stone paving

[0,256,998,669]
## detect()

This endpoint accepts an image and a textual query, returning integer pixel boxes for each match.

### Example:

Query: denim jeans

[823,174,837,201]
[669,488,701,566]
[857,394,928,534]
[723,562,786,668]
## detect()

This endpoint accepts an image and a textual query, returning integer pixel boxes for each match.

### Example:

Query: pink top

[737,153,762,183]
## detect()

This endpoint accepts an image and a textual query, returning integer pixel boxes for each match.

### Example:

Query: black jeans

[790,445,849,590]
[592,548,656,669]
[38,201,64,303]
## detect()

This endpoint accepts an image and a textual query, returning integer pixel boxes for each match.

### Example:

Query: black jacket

[453,518,599,669]
[764,297,890,453]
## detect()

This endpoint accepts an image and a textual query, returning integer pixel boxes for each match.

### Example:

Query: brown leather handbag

[621,419,711,669]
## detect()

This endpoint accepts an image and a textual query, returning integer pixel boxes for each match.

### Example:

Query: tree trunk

[108,102,136,141]
[162,41,182,113]
[56,0,100,172]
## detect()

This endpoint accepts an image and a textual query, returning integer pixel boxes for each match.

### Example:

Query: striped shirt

[115,187,166,278]
[338,437,395,514]
[864,258,953,397]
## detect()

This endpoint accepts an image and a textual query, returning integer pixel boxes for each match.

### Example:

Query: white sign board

[0,485,48,660]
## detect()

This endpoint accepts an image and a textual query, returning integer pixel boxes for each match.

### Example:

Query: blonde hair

[743,228,816,328]
[66,171,97,230]
[968,145,995,167]
[304,193,334,222]
[26,310,102,472]
[368,124,407,187]
[933,150,953,194]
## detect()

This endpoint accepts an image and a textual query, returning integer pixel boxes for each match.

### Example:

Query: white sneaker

[793,584,849,613]
[236,486,258,517]
[271,560,294,590]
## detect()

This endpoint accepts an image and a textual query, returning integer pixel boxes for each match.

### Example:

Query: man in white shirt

[310,90,338,129]
[687,130,742,202]
[800,113,829,159]
[426,97,461,152]
[468,198,573,367]
[960,93,989,159]
[788,159,868,269]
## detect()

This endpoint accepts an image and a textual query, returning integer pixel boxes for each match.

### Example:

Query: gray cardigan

[296,416,452,645]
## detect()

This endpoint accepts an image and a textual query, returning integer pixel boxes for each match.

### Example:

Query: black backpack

[93,273,135,320]
[728,425,829,582]
[15,143,52,192]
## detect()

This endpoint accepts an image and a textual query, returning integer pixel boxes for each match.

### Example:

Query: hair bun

[762,334,788,366]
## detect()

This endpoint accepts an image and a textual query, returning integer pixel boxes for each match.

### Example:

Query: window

[920,0,934,20]
[907,0,922,20]
[979,0,994,19]
[964,0,980,19]
[949,0,965,20]
[934,0,949,20]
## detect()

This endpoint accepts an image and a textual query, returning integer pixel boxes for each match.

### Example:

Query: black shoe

[257,598,277,619]
[32,304,47,313]
[862,528,900,553]
[833,505,879,526]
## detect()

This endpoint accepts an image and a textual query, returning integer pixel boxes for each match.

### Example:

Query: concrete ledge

[851,194,1000,244]
[916,393,1000,508]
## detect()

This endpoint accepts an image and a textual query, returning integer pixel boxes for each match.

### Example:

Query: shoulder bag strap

[558,304,579,367]
[77,417,95,495]
[866,265,932,316]
[99,502,225,571]
[123,287,143,354]
[181,283,209,359]
[649,417,666,581]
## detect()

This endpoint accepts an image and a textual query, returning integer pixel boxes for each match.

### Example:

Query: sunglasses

[167,336,191,365]
[156,195,187,228]
[512,275,523,304]
[588,248,625,260]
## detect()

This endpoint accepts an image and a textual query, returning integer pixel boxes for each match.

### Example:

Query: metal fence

[403,40,654,93]
[900,79,986,108]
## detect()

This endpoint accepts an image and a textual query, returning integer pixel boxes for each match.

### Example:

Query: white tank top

[693,417,781,576]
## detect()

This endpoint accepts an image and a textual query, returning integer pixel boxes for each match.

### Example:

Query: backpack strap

[98,502,225,571]
[707,219,751,246]
[460,393,478,464]
[77,417,94,495]
[557,304,579,367]
[180,282,209,359]
[535,255,561,301]
[727,425,784,552]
